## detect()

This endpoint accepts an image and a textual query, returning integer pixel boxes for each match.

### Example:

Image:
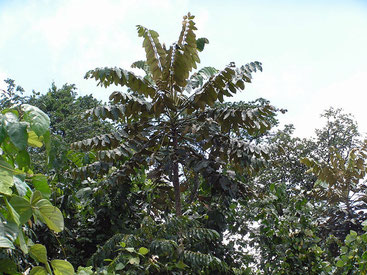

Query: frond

[187,61,263,112]
[131,60,154,85]
[66,161,112,180]
[85,67,156,99]
[83,102,154,124]
[177,13,200,74]
[150,239,178,257]
[187,66,218,91]
[71,132,126,151]
[87,233,126,266]
[183,250,228,271]
[200,104,276,135]
[136,25,166,82]
[183,227,220,242]
[161,13,200,92]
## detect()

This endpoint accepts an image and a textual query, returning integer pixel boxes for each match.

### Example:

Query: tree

[27,82,112,172]
[0,103,73,274]
[301,141,367,243]
[314,107,361,163]
[0,78,26,109]
[74,12,275,216]
[69,13,276,272]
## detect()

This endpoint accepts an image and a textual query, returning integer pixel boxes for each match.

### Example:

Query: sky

[0,0,366,138]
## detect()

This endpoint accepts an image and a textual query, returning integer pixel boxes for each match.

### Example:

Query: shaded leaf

[51,260,75,275]
[30,244,48,264]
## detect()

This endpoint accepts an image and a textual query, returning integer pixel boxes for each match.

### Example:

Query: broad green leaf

[13,175,31,197]
[115,262,125,270]
[31,174,51,199]
[0,159,14,195]
[5,121,28,150]
[33,199,64,232]
[0,221,18,249]
[50,259,75,275]
[0,259,17,274]
[21,104,50,136]
[10,196,32,225]
[18,229,28,254]
[30,244,48,264]
[138,247,149,255]
[28,130,43,147]
[336,260,344,267]
[16,150,30,169]
[4,197,20,225]
[128,257,140,265]
[30,266,48,275]
[125,247,135,253]
[30,190,43,205]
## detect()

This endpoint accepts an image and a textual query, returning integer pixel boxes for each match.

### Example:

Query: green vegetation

[1,13,367,274]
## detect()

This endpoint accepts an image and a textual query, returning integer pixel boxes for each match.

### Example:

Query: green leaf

[0,159,14,195]
[18,229,28,254]
[336,259,344,267]
[16,150,30,169]
[125,247,135,253]
[4,197,20,226]
[13,175,31,197]
[10,196,32,225]
[128,257,140,265]
[0,259,18,274]
[50,259,75,275]
[30,266,48,275]
[0,221,18,249]
[138,247,149,255]
[31,174,51,199]
[21,104,50,136]
[33,199,64,232]
[28,130,44,147]
[30,190,43,205]
[30,244,48,264]
[196,37,209,52]
[5,121,28,150]
[176,260,188,269]
[115,263,125,271]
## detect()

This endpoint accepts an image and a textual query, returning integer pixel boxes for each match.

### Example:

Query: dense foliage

[1,13,367,275]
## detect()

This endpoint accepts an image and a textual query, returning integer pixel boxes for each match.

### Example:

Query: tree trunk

[172,128,182,216]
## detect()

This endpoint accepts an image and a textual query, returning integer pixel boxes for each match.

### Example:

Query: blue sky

[1,0,366,137]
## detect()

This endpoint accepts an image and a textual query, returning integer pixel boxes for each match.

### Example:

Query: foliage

[0,104,71,273]
[0,79,26,109]
[301,140,367,243]
[333,223,367,274]
[314,107,361,163]
[27,82,112,172]
[2,12,367,275]
[248,183,330,274]
[85,215,229,274]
